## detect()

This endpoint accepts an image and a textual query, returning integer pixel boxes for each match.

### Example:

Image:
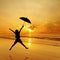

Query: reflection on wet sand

[24,49,30,60]
[9,53,30,60]
[27,38,32,48]
[9,54,13,60]
[24,57,29,60]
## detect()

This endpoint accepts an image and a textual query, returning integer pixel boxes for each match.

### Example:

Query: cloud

[37,20,60,34]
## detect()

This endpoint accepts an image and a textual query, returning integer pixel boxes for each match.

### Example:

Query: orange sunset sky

[0,0,60,35]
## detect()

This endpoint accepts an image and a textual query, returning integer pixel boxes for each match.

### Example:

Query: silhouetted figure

[9,25,28,50]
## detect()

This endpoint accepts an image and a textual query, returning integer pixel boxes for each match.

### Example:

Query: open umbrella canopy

[19,17,31,24]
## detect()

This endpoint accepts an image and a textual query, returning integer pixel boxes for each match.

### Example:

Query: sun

[24,26,33,33]
[28,28,32,33]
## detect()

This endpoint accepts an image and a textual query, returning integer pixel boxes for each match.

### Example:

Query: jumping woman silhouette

[9,25,28,50]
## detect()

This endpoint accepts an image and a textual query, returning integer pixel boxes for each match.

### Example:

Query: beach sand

[0,38,60,60]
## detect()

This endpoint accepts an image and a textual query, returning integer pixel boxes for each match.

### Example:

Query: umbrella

[19,17,31,24]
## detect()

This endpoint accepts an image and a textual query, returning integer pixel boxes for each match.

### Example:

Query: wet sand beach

[0,37,60,60]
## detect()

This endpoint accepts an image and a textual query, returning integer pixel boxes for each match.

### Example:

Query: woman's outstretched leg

[9,41,17,51]
[19,40,28,49]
